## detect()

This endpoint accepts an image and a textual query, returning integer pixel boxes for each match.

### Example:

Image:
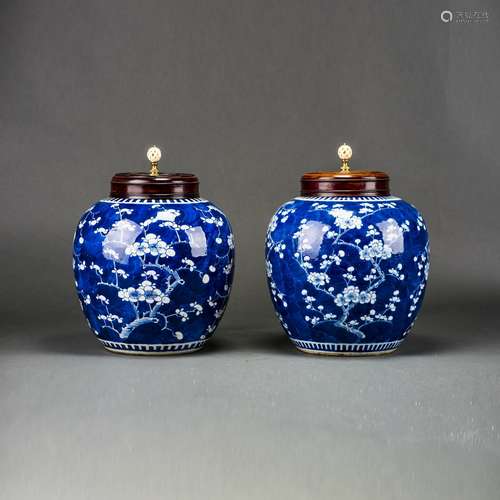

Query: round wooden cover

[110,172,200,199]
[301,170,390,197]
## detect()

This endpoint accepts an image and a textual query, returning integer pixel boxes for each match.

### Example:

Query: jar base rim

[295,346,397,357]
[99,339,207,355]
[290,338,404,356]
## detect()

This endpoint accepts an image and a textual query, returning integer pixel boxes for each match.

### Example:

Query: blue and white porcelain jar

[266,144,429,355]
[73,146,234,354]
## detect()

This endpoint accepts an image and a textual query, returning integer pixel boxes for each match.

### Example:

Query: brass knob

[337,143,352,173]
[147,146,162,176]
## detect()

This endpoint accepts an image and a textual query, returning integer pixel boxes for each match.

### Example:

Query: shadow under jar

[265,144,429,356]
[73,147,234,355]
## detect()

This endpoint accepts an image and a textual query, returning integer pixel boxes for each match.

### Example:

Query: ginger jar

[265,144,429,355]
[73,146,234,354]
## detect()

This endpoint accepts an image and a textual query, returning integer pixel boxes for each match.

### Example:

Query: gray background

[1,1,500,499]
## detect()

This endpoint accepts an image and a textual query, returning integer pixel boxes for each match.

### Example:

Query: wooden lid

[301,170,390,196]
[300,143,390,196]
[109,146,200,199]
[110,172,200,199]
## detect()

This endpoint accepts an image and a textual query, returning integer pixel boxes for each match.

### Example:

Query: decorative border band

[101,198,208,204]
[290,338,404,353]
[99,339,207,353]
[295,196,401,202]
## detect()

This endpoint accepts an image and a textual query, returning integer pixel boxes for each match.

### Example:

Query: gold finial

[337,143,352,173]
[146,146,162,176]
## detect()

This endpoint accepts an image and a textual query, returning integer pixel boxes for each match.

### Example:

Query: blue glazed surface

[265,196,429,353]
[73,198,234,351]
